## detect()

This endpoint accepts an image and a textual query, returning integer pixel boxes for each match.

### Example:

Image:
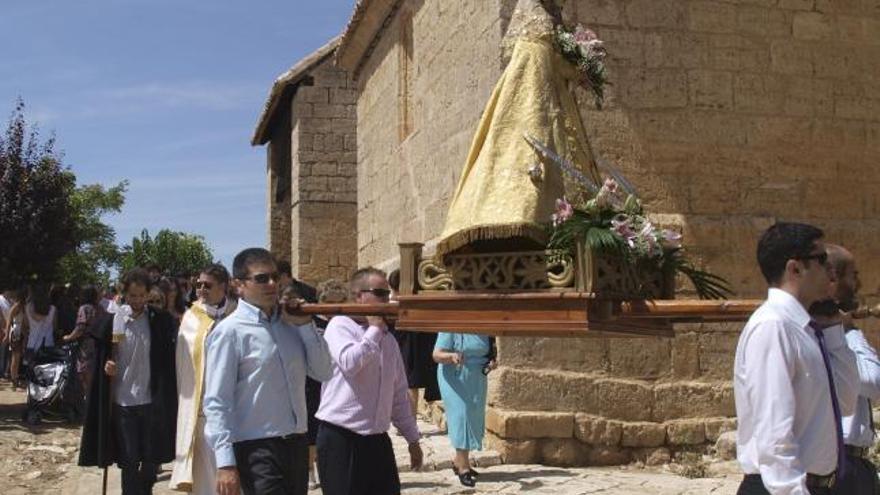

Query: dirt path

[0,384,81,494]
[0,378,743,494]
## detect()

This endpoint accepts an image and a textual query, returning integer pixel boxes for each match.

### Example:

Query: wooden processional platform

[299,295,762,338]
[295,243,763,338]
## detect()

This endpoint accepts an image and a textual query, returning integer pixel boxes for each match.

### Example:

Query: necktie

[812,323,846,478]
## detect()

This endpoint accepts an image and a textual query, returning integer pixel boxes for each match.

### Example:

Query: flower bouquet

[555,24,608,109]
[548,179,732,300]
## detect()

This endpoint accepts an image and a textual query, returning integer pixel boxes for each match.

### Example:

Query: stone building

[253,37,358,285]
[285,0,878,465]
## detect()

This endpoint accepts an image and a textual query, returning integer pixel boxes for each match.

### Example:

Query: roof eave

[335,0,401,73]
[251,36,341,146]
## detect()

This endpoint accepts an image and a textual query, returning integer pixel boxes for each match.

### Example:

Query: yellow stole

[186,303,219,464]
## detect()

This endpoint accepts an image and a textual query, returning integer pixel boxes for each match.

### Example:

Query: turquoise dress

[435,332,491,451]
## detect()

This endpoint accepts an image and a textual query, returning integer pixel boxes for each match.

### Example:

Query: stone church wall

[355,0,510,268]
[352,0,880,465]
[267,58,358,285]
[289,62,358,284]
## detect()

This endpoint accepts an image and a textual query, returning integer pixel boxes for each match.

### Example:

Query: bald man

[819,245,880,495]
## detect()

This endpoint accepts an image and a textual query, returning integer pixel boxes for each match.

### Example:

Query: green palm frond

[584,226,624,255]
[669,256,733,300]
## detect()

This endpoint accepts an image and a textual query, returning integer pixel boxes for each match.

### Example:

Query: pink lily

[552,197,574,226]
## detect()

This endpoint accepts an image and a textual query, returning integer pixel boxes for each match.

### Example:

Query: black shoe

[456,470,477,487]
[451,465,480,476]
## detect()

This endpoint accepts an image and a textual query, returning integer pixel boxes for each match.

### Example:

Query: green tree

[0,99,76,288]
[119,229,214,277]
[57,181,128,286]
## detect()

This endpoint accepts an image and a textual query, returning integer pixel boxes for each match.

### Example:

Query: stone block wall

[355,0,508,268]
[266,55,358,286]
[289,61,358,286]
[267,109,293,263]
[350,0,880,465]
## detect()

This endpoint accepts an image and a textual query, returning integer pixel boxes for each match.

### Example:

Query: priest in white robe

[170,264,236,494]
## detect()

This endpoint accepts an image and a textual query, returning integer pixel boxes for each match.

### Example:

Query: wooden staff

[291,302,399,318]
[288,299,765,322]
[852,303,880,319]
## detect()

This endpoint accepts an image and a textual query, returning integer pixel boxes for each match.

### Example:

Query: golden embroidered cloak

[436,8,600,257]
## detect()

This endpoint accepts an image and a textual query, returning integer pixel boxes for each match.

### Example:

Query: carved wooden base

[287,243,753,338]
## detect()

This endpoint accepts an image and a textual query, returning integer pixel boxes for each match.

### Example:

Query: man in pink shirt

[315,267,423,495]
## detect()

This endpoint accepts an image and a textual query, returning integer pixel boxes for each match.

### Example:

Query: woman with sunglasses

[432,332,496,487]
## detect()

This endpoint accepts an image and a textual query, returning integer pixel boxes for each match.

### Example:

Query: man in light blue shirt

[203,248,332,495]
[823,245,880,495]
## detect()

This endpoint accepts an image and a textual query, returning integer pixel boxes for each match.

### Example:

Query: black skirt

[391,327,440,401]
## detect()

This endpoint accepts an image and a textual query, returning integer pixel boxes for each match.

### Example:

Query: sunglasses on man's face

[195,281,213,290]
[359,288,391,298]
[241,272,281,284]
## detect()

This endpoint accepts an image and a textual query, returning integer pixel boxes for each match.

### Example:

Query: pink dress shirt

[315,316,420,444]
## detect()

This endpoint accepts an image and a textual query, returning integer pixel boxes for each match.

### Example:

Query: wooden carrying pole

[292,295,764,338]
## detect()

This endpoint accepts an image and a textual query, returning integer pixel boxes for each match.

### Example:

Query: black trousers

[112,404,158,495]
[831,454,880,495]
[316,421,400,495]
[233,433,308,495]
[737,475,831,495]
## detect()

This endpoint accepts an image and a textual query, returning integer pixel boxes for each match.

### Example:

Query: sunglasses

[359,288,391,298]
[241,272,281,284]
[796,252,828,266]
[195,281,214,290]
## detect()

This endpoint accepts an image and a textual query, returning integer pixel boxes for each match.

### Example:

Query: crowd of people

[3,221,877,495]
[0,248,496,495]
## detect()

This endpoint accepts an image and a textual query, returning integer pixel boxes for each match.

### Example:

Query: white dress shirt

[114,311,152,407]
[841,327,880,447]
[734,288,860,495]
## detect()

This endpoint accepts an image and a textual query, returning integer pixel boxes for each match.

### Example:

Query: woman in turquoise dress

[433,332,495,487]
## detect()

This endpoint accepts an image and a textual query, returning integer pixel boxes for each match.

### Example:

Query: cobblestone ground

[0,384,742,494]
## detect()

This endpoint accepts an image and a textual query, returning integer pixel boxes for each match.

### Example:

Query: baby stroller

[21,343,82,425]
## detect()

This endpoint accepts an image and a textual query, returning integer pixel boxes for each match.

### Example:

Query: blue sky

[1,0,355,270]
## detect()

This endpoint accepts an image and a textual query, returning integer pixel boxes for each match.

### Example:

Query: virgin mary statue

[435,0,601,258]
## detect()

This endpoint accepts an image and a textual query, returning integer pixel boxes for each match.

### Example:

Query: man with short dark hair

[203,248,332,495]
[78,268,178,495]
[316,267,423,495]
[735,223,860,495]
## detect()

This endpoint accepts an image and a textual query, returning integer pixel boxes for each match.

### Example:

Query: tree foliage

[0,99,76,288]
[119,229,214,277]
[57,181,128,286]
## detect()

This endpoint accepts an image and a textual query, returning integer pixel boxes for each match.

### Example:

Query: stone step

[391,419,503,473]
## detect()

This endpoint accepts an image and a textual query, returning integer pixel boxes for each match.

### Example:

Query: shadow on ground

[477,468,572,483]
[0,391,81,435]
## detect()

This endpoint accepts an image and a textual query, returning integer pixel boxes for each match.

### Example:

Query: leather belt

[806,472,837,488]
[845,444,871,459]
[280,432,305,441]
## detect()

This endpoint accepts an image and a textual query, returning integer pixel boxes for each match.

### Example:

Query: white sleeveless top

[26,304,56,351]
